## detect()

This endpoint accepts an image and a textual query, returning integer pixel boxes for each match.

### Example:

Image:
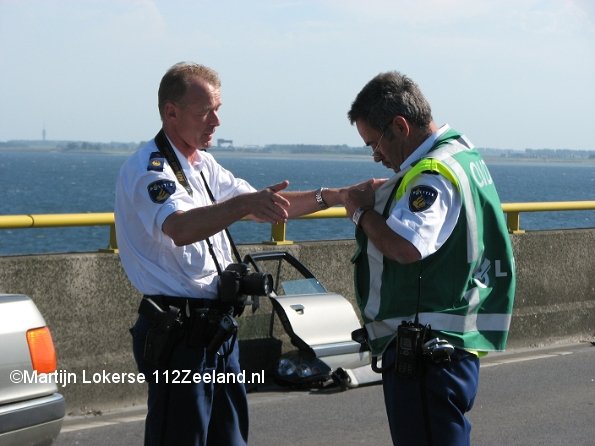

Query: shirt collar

[399,124,450,171]
[164,133,202,169]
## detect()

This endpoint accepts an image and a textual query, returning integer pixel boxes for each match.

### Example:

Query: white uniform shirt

[385,124,462,259]
[115,138,256,299]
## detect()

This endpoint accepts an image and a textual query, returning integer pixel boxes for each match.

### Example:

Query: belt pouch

[141,300,182,367]
[186,308,211,348]
[206,313,238,355]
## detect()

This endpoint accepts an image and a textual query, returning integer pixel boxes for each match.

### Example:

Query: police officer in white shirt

[115,62,375,446]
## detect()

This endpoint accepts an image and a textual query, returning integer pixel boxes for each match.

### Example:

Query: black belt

[138,294,238,359]
[384,339,472,363]
[143,294,218,311]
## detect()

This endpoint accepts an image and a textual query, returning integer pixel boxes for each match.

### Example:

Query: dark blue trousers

[131,314,249,446]
[382,345,479,446]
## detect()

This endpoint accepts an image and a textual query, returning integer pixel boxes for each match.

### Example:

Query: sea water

[0,150,593,255]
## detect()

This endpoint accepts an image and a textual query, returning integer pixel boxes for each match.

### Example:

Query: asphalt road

[54,342,595,446]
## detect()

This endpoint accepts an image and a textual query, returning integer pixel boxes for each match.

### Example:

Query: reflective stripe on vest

[396,142,481,263]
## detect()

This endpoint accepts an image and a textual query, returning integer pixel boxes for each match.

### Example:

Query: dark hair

[158,62,221,117]
[347,71,433,130]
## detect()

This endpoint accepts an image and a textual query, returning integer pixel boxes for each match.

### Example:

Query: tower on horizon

[42,124,46,141]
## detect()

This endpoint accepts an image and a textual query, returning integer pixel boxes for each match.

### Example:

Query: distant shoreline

[1,146,594,166]
[482,156,595,166]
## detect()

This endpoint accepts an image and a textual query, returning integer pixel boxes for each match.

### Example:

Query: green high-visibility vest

[353,128,516,356]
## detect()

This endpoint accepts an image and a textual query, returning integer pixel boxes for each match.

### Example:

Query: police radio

[396,321,426,378]
[394,270,455,378]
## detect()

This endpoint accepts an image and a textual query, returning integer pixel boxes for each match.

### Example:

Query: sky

[1,0,594,150]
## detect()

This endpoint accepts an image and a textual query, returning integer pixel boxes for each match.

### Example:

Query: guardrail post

[265,221,293,245]
[99,224,119,253]
[506,211,525,234]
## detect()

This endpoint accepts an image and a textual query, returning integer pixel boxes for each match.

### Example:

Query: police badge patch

[409,185,438,212]
[148,180,176,203]
[147,152,165,172]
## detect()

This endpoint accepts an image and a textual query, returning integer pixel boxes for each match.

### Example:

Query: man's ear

[390,115,410,137]
[163,102,178,121]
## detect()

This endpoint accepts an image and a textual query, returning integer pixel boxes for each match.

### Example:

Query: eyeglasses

[372,129,385,152]
[370,124,389,152]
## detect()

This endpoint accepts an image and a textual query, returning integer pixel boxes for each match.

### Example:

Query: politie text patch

[148,180,176,203]
[409,185,438,212]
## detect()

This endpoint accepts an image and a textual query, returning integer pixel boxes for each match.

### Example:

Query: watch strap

[352,207,370,227]
[315,187,329,209]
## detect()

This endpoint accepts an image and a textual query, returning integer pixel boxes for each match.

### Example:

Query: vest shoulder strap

[395,158,459,201]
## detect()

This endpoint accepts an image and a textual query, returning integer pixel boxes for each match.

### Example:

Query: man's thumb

[268,180,289,192]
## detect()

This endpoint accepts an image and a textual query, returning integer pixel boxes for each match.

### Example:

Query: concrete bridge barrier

[0,230,593,414]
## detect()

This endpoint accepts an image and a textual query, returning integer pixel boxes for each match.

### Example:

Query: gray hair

[158,62,221,117]
[348,71,433,130]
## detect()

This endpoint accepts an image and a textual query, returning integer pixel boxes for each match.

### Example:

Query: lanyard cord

[382,176,424,324]
[155,130,193,196]
[381,175,432,445]
[415,263,423,325]
[198,170,243,264]
[153,130,243,272]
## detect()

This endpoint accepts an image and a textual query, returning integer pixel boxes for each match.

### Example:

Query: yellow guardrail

[501,201,595,234]
[0,201,594,252]
[0,212,118,252]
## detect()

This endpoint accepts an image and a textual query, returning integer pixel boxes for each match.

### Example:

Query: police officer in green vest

[345,71,515,446]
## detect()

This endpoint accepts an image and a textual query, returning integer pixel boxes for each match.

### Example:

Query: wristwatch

[351,207,370,227]
[315,187,329,209]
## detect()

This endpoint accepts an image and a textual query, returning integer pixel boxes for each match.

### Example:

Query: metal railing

[502,201,595,234]
[1,201,594,252]
[0,212,118,252]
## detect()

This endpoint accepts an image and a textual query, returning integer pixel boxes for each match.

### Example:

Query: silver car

[0,294,65,446]
[242,251,379,389]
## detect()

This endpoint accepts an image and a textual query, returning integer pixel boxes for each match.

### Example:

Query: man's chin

[376,159,392,169]
[199,139,213,151]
